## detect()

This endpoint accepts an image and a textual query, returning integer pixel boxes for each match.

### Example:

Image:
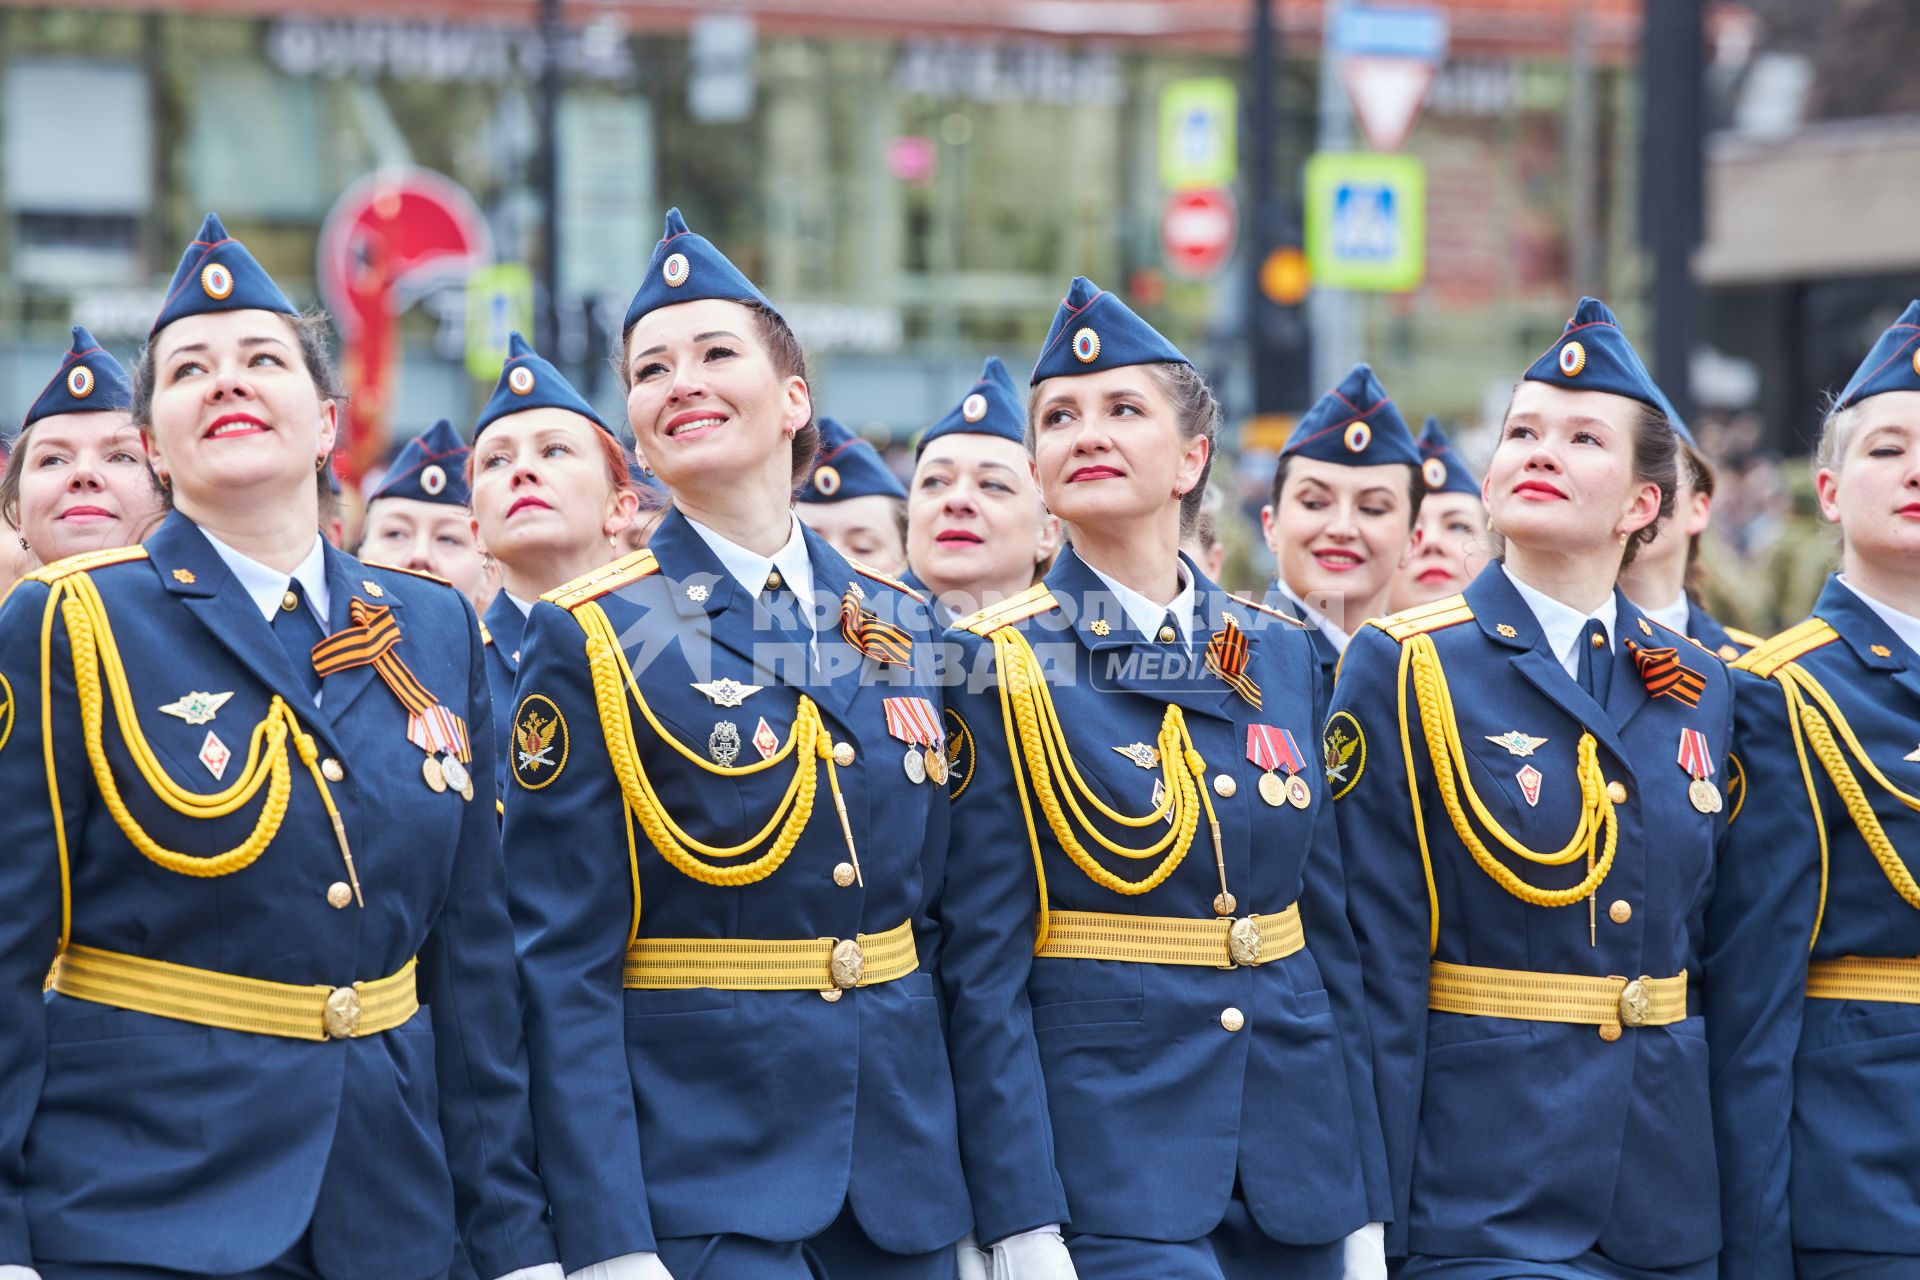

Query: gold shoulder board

[543,549,660,611]
[1228,592,1309,628]
[1724,625,1764,650]
[848,560,925,604]
[959,584,1057,636]
[1373,593,1475,643]
[28,545,150,584]
[1734,618,1837,678]
[361,560,452,588]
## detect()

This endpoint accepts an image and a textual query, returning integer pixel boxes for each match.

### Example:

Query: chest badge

[709,721,742,767]
[160,690,235,726]
[1113,742,1161,770]
[1516,763,1543,807]
[198,730,232,781]
[694,677,763,708]
[1487,729,1548,758]
[1906,744,1920,763]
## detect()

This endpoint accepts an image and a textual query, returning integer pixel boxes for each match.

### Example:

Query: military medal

[422,756,447,793]
[1247,724,1310,809]
[407,705,473,800]
[441,755,473,802]
[159,690,234,726]
[882,696,944,786]
[1678,728,1720,814]
[709,721,742,767]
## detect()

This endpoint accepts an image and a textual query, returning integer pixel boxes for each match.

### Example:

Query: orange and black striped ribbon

[311,599,438,715]
[1205,617,1262,709]
[1625,640,1705,708]
[839,591,913,667]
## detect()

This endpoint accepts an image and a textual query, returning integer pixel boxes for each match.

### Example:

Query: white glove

[956,1231,991,1280]
[988,1225,1078,1280]
[0,1267,41,1280]
[494,1266,565,1280]
[1342,1222,1387,1280]
[567,1253,676,1280]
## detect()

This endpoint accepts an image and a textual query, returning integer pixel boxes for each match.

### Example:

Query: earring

[17,535,28,552]
[1485,516,1494,532]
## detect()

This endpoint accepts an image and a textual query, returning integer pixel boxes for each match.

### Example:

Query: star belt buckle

[1616,977,1650,1029]
[829,938,865,990]
[323,986,362,1039]
[1228,917,1263,967]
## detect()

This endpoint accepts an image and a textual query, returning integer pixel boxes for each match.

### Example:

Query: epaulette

[959,584,1056,636]
[1228,592,1309,628]
[361,560,451,588]
[28,545,149,584]
[1734,617,1837,678]
[1724,625,1764,650]
[848,559,925,604]
[1371,593,1474,643]
[543,549,660,611]
[478,621,494,647]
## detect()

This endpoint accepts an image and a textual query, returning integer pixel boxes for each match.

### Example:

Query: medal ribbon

[840,590,913,667]
[1624,640,1705,708]
[311,599,470,760]
[1205,617,1262,709]
[1676,727,1714,781]
[883,696,942,748]
[1246,724,1303,775]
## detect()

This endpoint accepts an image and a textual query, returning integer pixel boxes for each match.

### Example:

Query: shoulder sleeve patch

[360,560,452,588]
[1323,710,1366,800]
[1725,750,1747,825]
[29,545,150,583]
[1734,618,1838,678]
[0,672,14,755]
[1373,594,1475,643]
[848,560,926,604]
[959,584,1057,636]
[543,549,659,610]
[1227,592,1309,628]
[510,693,570,790]
[943,706,976,802]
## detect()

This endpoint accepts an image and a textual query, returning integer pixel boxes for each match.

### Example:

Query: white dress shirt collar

[1273,581,1354,654]
[1642,591,1693,637]
[1839,575,1920,662]
[1086,558,1197,645]
[683,513,816,614]
[202,528,330,627]
[1503,563,1617,680]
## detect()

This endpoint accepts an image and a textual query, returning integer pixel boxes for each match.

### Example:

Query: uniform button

[1213,774,1237,798]
[766,571,783,591]
[321,758,345,783]
[833,862,857,887]
[1606,780,1628,805]
[1219,1007,1245,1032]
[281,590,300,612]
[1157,625,1177,643]
[833,742,856,767]
[1591,631,1607,649]
[1598,1023,1623,1042]
[819,987,843,1003]
[326,881,352,909]
[1609,899,1632,925]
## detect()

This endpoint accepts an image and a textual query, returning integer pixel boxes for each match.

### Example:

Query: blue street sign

[1328,4,1450,62]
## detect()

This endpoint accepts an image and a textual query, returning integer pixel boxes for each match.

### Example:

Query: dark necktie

[1577,617,1612,708]
[272,579,325,704]
[759,569,812,668]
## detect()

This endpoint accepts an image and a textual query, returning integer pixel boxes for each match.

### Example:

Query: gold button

[326,881,352,909]
[281,590,299,612]
[1606,780,1628,805]
[1219,1007,1245,1032]
[832,862,857,887]
[1608,899,1632,925]
[766,571,783,591]
[1590,631,1606,648]
[819,987,843,1002]
[1213,774,1237,798]
[1598,1022,1623,1043]
[321,758,345,783]
[1157,625,1177,643]
[833,742,856,767]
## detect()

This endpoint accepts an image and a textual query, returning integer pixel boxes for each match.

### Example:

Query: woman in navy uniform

[940,276,1388,1280]
[905,357,1060,627]
[1328,297,1738,1279]
[359,419,495,615]
[0,214,557,1279]
[1710,301,1920,1280]
[1390,418,1488,612]
[467,333,641,799]
[796,416,910,575]
[1260,363,1424,682]
[1,326,164,571]
[500,209,969,1280]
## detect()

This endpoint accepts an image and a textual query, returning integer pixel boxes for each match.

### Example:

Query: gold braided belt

[623,919,917,999]
[1807,956,1920,1004]
[1034,905,1304,968]
[49,945,417,1041]
[1428,960,1687,1041]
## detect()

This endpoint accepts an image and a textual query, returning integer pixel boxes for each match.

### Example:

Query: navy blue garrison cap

[1283,363,1421,468]
[369,420,471,507]
[919,356,1026,455]
[1416,417,1481,496]
[623,208,777,335]
[1523,296,1672,413]
[798,417,906,504]
[151,213,297,337]
[475,332,610,438]
[1031,276,1188,386]
[24,326,134,429]
[1836,300,1920,411]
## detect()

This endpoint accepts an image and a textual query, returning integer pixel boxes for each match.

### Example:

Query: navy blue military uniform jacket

[500,509,970,1271]
[1328,564,1735,1268]
[0,512,552,1278]
[1710,575,1920,1277]
[481,591,526,802]
[940,548,1388,1247]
